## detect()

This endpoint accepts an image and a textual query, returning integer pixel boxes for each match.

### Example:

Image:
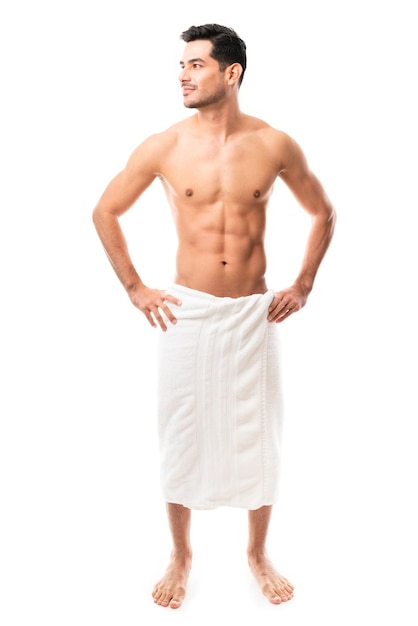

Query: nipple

[185,188,193,197]
[253,189,260,198]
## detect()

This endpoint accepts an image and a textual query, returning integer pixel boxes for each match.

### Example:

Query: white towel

[157,285,284,510]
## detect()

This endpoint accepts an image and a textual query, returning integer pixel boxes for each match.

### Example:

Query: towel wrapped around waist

[157,284,284,510]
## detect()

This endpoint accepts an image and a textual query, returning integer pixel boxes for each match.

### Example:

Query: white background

[1,0,417,624]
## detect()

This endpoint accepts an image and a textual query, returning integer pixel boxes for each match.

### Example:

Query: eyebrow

[179,57,206,67]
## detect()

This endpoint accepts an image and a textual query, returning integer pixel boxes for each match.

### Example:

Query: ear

[226,63,242,86]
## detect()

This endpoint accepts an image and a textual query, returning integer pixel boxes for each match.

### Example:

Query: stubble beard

[183,84,227,109]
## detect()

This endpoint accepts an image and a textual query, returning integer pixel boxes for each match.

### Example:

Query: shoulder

[131,125,178,158]
[125,118,192,173]
[244,116,305,172]
[255,120,300,154]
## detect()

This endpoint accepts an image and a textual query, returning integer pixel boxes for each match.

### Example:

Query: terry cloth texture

[157,285,284,510]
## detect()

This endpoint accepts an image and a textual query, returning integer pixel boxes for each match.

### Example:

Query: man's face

[179,40,227,109]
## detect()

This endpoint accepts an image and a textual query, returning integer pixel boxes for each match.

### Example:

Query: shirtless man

[92,24,335,609]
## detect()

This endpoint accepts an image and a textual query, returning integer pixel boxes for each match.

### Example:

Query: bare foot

[152,552,192,609]
[248,551,294,604]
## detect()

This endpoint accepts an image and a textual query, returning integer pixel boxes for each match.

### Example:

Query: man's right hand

[129,285,182,332]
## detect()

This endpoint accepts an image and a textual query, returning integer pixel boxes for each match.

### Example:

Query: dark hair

[180,24,247,86]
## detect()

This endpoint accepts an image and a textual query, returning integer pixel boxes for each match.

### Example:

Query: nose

[179,67,190,83]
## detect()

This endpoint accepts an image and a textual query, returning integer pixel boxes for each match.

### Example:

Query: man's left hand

[268,285,309,323]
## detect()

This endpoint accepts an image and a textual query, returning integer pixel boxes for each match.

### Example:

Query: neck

[192,99,244,138]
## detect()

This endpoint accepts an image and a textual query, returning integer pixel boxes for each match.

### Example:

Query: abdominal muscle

[173,234,268,298]
[165,178,271,298]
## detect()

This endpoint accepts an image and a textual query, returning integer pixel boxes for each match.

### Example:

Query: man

[92,24,336,609]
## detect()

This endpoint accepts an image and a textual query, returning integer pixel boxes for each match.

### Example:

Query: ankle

[247,546,268,562]
[171,547,193,562]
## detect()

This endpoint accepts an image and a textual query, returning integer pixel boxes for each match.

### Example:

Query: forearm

[92,209,143,294]
[294,207,336,293]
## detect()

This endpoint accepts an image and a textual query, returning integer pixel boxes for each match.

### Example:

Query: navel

[220,260,227,266]
[185,188,193,197]
[253,189,261,198]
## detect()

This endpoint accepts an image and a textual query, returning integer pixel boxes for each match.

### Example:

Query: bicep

[94,140,160,217]
[279,139,332,217]
[97,168,155,218]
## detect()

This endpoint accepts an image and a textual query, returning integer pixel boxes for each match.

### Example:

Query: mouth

[182,84,195,95]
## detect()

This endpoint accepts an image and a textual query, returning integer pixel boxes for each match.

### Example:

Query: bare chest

[158,138,278,205]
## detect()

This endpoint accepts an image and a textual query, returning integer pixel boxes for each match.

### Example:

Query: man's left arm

[268,135,336,323]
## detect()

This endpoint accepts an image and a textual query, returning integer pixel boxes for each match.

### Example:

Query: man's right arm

[92,135,181,331]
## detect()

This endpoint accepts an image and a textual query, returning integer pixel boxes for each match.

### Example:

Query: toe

[270,594,282,604]
[169,585,186,608]
[263,584,282,604]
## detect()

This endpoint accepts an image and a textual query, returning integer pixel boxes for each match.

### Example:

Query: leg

[247,505,294,604]
[152,503,192,609]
